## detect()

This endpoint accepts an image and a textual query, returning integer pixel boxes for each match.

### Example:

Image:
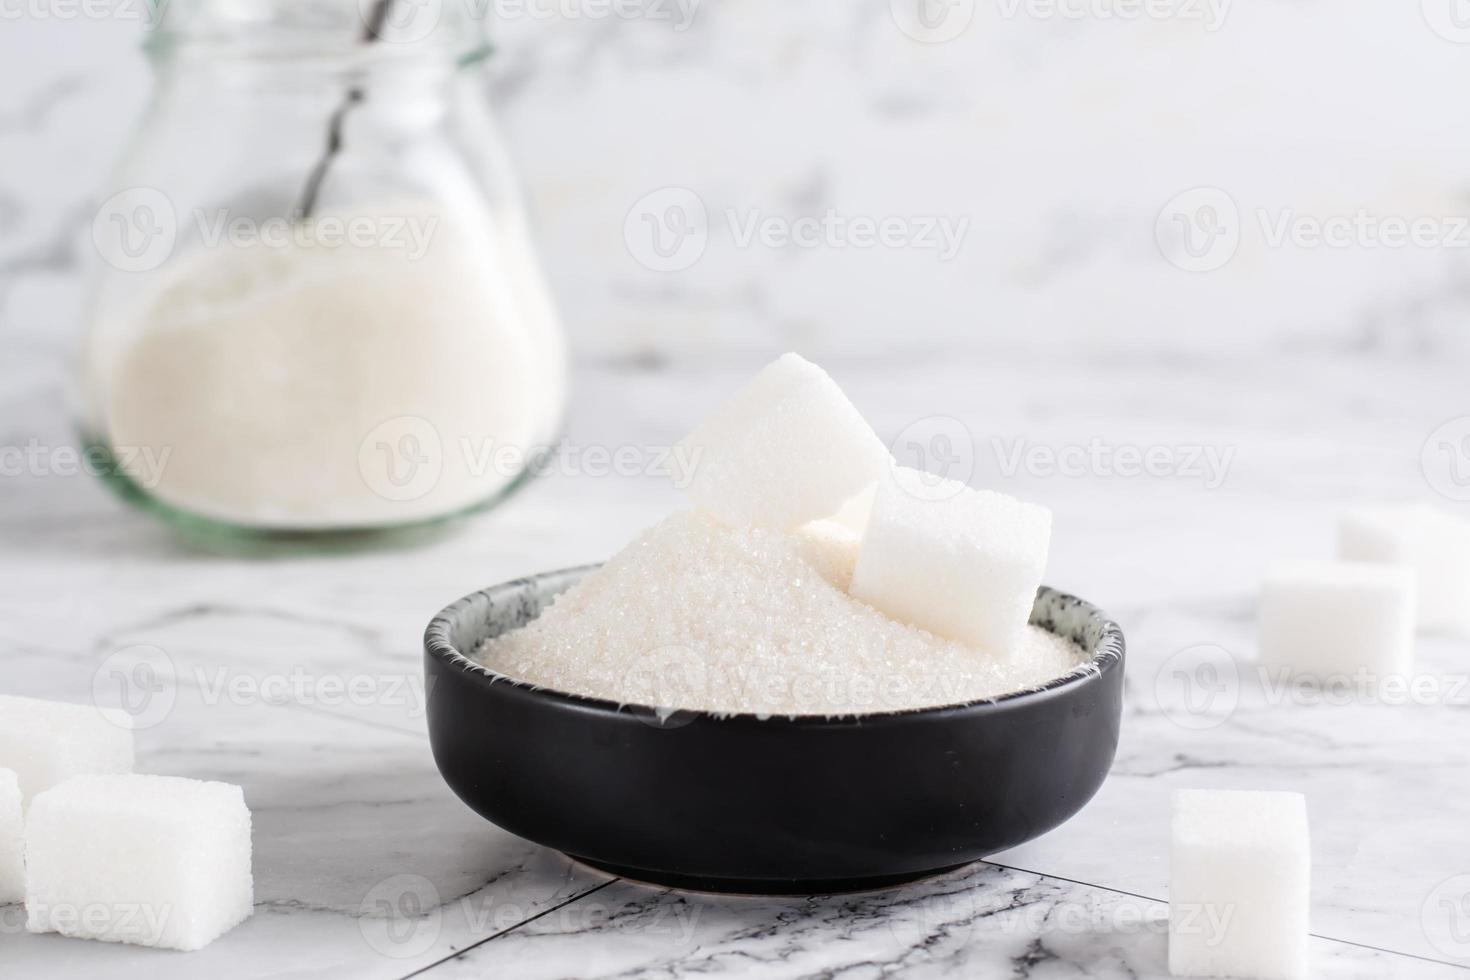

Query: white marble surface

[4,2,1470,364]
[3,351,1470,977]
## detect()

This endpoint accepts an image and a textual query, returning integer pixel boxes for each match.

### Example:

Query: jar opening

[147,0,491,66]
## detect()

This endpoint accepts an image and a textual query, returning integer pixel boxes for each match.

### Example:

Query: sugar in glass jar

[82,0,566,538]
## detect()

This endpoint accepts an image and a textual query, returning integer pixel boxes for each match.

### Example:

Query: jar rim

[145,0,492,67]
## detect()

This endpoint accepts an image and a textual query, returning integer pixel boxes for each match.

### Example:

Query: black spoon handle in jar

[293,0,396,220]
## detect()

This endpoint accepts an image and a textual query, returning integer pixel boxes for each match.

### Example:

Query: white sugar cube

[0,694,134,803]
[1258,561,1415,680]
[0,768,21,904]
[678,353,889,529]
[26,774,253,951]
[1338,504,1470,634]
[850,467,1052,654]
[1170,789,1310,980]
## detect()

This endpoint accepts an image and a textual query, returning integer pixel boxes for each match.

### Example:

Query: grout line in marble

[398,878,621,980]
[982,860,1470,973]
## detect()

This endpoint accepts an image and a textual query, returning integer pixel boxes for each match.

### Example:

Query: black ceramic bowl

[425,567,1124,894]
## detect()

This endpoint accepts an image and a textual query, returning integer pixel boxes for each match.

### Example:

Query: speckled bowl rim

[425,564,1125,723]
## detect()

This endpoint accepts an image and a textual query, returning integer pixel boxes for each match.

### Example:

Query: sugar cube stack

[0,768,22,904]
[1258,560,1415,680]
[678,353,890,529]
[0,694,134,803]
[1338,504,1470,634]
[850,466,1052,656]
[1169,789,1310,980]
[26,774,254,951]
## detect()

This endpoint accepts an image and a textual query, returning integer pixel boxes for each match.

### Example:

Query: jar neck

[146,0,490,73]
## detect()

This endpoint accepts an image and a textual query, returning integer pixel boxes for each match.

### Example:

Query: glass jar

[82,0,566,539]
